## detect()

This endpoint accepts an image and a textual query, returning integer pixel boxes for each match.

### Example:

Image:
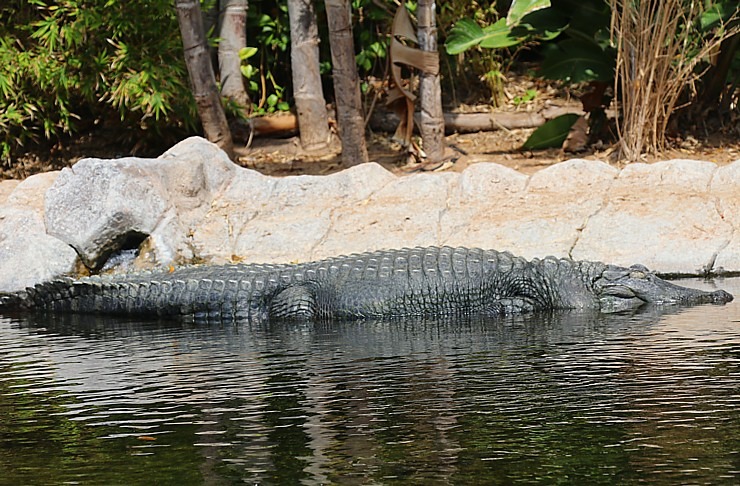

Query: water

[1,278,739,485]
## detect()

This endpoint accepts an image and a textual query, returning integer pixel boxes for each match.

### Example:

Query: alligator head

[593,264,733,313]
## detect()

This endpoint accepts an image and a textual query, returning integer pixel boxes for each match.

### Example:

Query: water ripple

[0,278,738,484]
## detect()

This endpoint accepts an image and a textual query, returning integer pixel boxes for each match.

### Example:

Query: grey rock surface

[0,172,77,292]
[0,136,737,293]
[711,162,740,273]
[44,137,235,270]
[572,160,734,274]
[443,159,618,260]
[0,180,20,205]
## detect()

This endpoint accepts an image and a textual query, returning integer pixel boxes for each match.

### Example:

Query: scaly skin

[0,247,733,322]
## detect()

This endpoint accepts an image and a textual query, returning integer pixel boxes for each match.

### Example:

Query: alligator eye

[602,269,630,281]
[629,270,647,279]
[601,285,637,298]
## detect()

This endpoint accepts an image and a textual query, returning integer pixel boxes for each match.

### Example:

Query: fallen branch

[370,104,585,134]
[248,104,586,138]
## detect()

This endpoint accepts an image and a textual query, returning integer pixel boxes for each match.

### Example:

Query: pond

[1,278,739,485]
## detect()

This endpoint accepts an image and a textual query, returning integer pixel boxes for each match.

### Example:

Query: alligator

[0,246,733,322]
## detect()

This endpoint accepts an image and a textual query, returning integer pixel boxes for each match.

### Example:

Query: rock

[0,180,20,205]
[321,170,456,257]
[711,160,740,273]
[190,168,275,263]
[443,159,617,260]
[0,173,77,292]
[44,137,236,270]
[572,160,733,274]
[45,157,170,270]
[193,162,398,263]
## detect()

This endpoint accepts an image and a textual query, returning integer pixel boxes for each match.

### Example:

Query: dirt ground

[4,117,739,182]
[237,125,740,178]
[235,73,739,176]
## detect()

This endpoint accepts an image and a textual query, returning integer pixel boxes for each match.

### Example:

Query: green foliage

[436,1,510,106]
[513,88,538,106]
[538,39,614,83]
[0,0,196,160]
[506,0,552,26]
[351,0,391,77]
[239,46,260,93]
[240,1,291,114]
[522,113,580,149]
[696,0,739,87]
[533,0,615,84]
[699,0,738,31]
[445,0,564,54]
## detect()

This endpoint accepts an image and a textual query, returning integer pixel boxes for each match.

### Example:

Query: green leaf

[239,46,258,60]
[538,39,614,83]
[446,18,527,54]
[507,0,551,27]
[446,8,567,55]
[266,93,278,107]
[522,113,580,150]
[277,101,289,111]
[240,64,257,79]
[445,18,485,54]
[479,18,531,49]
[513,88,538,106]
[699,4,734,32]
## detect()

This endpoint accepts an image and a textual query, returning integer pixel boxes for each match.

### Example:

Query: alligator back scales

[0,247,597,321]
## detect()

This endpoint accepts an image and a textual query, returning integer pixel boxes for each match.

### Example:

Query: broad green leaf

[479,18,531,49]
[522,113,580,150]
[507,0,551,27]
[699,3,734,31]
[539,39,614,83]
[445,18,485,55]
[513,8,568,40]
[446,18,528,54]
[446,10,566,55]
[239,46,258,60]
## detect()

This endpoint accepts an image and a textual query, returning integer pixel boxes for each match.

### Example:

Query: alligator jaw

[595,265,734,312]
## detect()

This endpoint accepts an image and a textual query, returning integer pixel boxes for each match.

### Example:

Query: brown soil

[4,113,738,181]
[237,126,740,178]
[234,73,739,176]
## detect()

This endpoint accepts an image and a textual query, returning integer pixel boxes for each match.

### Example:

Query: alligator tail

[0,278,77,312]
[0,290,32,310]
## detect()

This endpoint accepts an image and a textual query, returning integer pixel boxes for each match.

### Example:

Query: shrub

[0,0,196,161]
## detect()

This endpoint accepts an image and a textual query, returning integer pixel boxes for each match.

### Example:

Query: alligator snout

[709,289,734,304]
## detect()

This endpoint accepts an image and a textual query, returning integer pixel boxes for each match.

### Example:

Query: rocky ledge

[1,137,738,292]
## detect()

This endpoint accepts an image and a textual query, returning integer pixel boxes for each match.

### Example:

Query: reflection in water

[0,278,738,484]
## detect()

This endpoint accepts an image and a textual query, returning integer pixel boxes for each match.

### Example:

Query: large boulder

[319,169,455,257]
[192,162,397,263]
[0,172,77,292]
[44,137,236,270]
